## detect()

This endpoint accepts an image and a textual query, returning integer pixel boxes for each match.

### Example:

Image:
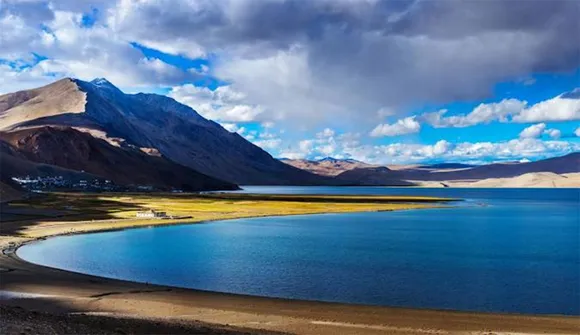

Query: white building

[136,210,167,218]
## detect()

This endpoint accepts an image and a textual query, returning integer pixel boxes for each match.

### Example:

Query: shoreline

[1,195,579,334]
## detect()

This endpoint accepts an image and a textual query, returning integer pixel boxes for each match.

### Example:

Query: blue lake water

[17,187,580,315]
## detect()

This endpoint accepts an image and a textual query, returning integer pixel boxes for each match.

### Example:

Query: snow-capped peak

[91,78,117,89]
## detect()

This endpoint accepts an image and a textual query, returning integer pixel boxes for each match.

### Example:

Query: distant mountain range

[280,157,374,176]
[282,154,580,187]
[0,78,330,192]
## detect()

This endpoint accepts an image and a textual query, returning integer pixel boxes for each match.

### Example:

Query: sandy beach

[1,194,579,334]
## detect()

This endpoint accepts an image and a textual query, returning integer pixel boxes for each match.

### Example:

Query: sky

[1,0,579,165]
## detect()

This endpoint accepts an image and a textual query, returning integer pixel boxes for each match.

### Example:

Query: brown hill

[281,157,374,176]
[0,78,331,185]
[0,127,237,191]
[0,138,101,182]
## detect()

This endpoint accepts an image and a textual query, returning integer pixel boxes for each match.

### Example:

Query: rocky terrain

[0,78,330,188]
[0,127,236,192]
[2,78,578,191]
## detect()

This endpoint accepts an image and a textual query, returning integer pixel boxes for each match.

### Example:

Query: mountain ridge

[0,78,333,186]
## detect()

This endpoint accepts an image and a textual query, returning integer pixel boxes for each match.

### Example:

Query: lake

[17,187,580,315]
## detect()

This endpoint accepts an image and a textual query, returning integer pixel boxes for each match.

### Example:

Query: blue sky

[1,0,579,164]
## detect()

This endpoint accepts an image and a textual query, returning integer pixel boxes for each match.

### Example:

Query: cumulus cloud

[282,127,578,164]
[513,90,580,123]
[544,128,561,139]
[350,138,579,165]
[423,99,525,128]
[220,123,245,134]
[168,84,266,122]
[575,127,580,137]
[0,1,203,91]
[279,130,362,160]
[252,138,282,150]
[370,116,421,137]
[519,123,546,139]
[317,128,335,138]
[250,131,283,150]
[423,90,580,128]
[0,63,55,94]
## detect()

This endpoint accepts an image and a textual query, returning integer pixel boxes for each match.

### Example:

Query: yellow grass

[2,192,451,238]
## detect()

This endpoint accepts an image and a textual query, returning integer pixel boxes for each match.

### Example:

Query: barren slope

[0,78,331,185]
[0,127,237,191]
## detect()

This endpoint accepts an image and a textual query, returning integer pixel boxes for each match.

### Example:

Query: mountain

[0,136,113,193]
[416,152,580,181]
[0,78,330,185]
[334,153,580,186]
[336,166,416,186]
[0,126,236,191]
[445,172,580,188]
[0,180,22,202]
[281,157,374,176]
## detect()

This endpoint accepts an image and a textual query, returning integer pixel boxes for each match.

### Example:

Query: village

[11,176,121,192]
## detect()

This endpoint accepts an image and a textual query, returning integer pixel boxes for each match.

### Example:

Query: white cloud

[544,128,561,139]
[278,150,307,160]
[0,63,55,94]
[317,128,335,138]
[278,128,578,164]
[575,127,580,137]
[252,138,282,150]
[370,116,421,137]
[220,123,245,134]
[350,138,579,165]
[423,99,524,128]
[433,140,452,155]
[261,121,275,128]
[169,84,266,123]
[0,4,201,92]
[298,140,314,153]
[423,91,580,128]
[513,92,580,123]
[519,123,546,139]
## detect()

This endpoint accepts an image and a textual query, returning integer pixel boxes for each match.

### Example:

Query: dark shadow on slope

[0,193,146,236]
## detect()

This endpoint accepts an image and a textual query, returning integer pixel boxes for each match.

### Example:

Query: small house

[136,209,168,219]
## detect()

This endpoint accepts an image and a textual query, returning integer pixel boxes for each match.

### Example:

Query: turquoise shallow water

[17,188,580,315]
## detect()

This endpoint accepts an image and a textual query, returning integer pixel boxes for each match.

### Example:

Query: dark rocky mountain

[0,137,107,191]
[0,78,331,185]
[0,127,237,191]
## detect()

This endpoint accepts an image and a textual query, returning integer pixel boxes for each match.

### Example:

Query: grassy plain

[1,192,449,237]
